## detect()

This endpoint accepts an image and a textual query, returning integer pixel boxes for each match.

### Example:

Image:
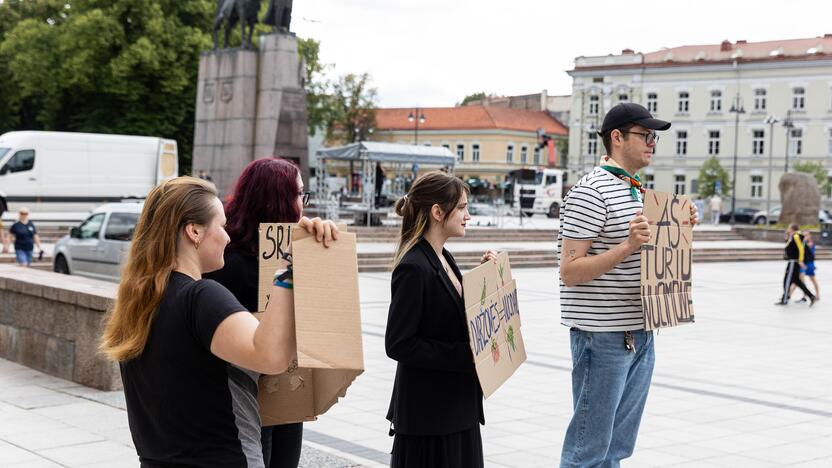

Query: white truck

[0,131,178,214]
[508,168,567,218]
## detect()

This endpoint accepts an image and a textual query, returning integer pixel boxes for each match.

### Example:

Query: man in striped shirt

[557,103,698,467]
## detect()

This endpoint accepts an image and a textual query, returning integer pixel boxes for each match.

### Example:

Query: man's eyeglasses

[621,131,659,145]
[300,191,310,206]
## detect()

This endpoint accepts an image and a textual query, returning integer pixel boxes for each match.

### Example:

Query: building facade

[371,106,568,184]
[568,36,832,211]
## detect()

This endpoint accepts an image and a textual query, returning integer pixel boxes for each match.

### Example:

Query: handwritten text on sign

[640,190,695,331]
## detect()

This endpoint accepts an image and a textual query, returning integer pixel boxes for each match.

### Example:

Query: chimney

[720,40,732,51]
[621,48,634,55]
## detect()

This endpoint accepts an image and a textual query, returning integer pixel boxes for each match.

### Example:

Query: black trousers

[781,261,815,303]
[261,423,303,468]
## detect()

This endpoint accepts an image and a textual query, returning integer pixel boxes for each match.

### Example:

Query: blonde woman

[385,171,496,468]
[100,177,335,467]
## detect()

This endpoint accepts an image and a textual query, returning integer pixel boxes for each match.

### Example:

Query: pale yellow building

[568,35,832,211]
[370,106,568,184]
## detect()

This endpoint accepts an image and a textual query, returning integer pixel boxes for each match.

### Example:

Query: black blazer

[385,238,484,436]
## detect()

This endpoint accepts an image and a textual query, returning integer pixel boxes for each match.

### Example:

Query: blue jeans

[15,249,33,266]
[560,329,655,468]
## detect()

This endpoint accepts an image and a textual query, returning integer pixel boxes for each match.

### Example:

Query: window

[754,88,767,111]
[456,144,465,161]
[644,174,655,190]
[708,130,720,155]
[533,147,541,165]
[104,213,139,241]
[828,128,832,156]
[79,213,106,240]
[587,132,598,155]
[441,144,450,150]
[691,178,699,194]
[710,90,722,112]
[618,92,629,102]
[792,87,805,110]
[752,130,765,156]
[678,91,690,113]
[1,149,35,174]
[750,175,763,199]
[646,93,658,113]
[506,144,514,163]
[520,145,528,164]
[545,174,558,185]
[674,175,686,195]
[589,95,599,115]
[676,131,688,155]
[789,129,803,156]
[472,144,480,162]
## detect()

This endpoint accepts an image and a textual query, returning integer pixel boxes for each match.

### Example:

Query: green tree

[325,73,377,145]
[0,0,214,173]
[793,161,831,196]
[298,37,333,137]
[697,156,731,198]
[458,91,488,106]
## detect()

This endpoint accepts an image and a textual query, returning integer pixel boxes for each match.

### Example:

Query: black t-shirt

[121,271,254,467]
[10,221,36,251]
[205,249,259,312]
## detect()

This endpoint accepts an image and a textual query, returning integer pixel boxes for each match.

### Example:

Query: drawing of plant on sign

[461,251,526,398]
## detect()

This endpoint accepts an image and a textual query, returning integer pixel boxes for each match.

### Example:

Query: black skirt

[390,425,483,468]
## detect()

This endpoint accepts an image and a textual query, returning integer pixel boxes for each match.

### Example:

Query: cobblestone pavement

[1,260,831,467]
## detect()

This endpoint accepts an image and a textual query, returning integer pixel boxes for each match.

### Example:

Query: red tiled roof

[374,106,568,135]
[575,35,832,70]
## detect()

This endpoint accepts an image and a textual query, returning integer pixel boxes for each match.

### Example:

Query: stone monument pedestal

[193,33,308,197]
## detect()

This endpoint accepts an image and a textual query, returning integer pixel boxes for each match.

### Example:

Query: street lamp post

[728,93,745,224]
[782,110,794,173]
[764,115,778,221]
[729,95,745,224]
[407,108,425,145]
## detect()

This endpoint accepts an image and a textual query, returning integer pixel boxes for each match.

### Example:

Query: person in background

[206,157,337,468]
[792,231,820,303]
[9,207,42,267]
[776,223,816,306]
[198,169,214,182]
[709,194,722,224]
[385,171,496,468]
[375,162,385,208]
[693,196,705,224]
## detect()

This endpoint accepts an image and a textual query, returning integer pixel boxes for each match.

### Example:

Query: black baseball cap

[599,102,671,135]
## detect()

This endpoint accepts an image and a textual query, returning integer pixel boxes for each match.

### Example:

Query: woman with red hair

[207,157,337,468]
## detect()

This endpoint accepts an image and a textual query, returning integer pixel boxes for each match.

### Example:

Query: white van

[0,131,178,214]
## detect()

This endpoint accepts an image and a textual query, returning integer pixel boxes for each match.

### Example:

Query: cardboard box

[461,251,526,399]
[256,223,364,425]
[640,190,695,331]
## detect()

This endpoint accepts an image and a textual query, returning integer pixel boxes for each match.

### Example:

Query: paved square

[1,260,830,467]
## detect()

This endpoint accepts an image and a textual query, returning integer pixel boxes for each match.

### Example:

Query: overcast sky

[292,0,832,107]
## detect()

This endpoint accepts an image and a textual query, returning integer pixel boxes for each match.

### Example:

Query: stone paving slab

[1,260,830,467]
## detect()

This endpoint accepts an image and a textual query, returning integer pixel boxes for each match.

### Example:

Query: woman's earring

[194,238,201,251]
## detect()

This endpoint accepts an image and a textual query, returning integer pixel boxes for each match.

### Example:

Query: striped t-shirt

[558,167,644,331]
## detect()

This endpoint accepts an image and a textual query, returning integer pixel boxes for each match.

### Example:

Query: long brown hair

[100,177,218,362]
[392,171,469,268]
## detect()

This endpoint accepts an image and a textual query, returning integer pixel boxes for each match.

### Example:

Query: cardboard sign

[256,223,363,425]
[640,190,695,331]
[462,252,526,399]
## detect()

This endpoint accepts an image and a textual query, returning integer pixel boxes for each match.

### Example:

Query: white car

[752,206,832,225]
[53,202,143,282]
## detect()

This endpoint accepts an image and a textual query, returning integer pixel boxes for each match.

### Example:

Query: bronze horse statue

[212,0,260,49]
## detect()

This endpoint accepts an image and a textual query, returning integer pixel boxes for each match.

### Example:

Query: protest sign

[462,251,526,399]
[256,223,363,425]
[640,190,695,331]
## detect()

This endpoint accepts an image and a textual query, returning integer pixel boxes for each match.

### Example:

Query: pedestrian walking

[693,196,705,224]
[792,231,820,303]
[557,103,697,467]
[206,157,337,468]
[99,176,334,467]
[9,207,42,266]
[776,223,816,306]
[709,194,722,224]
[385,171,496,468]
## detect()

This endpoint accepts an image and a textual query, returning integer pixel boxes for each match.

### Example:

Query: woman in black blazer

[385,171,496,468]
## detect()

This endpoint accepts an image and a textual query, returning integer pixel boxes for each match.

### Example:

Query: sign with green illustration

[462,251,526,398]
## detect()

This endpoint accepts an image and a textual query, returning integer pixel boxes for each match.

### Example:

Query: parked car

[719,207,758,224]
[53,202,143,282]
[752,206,832,225]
